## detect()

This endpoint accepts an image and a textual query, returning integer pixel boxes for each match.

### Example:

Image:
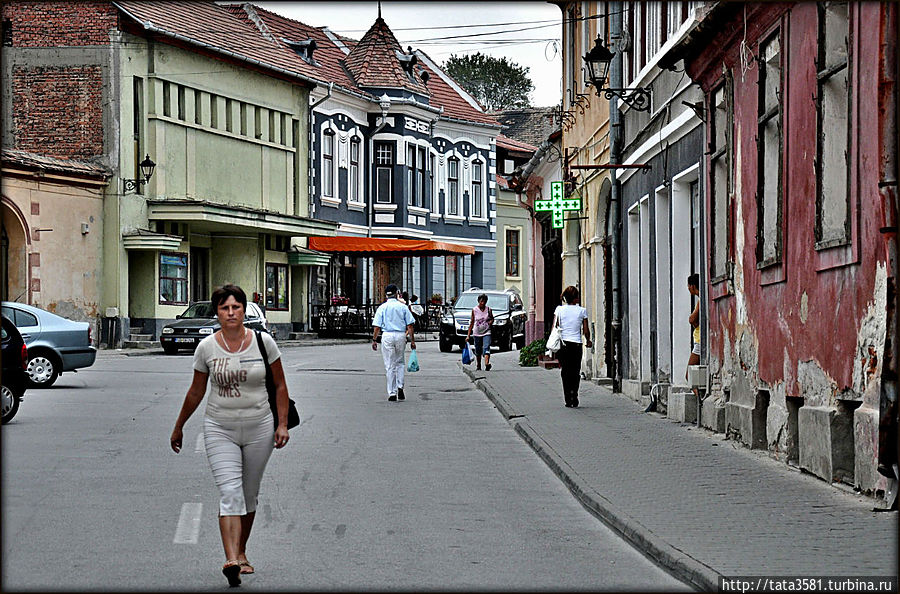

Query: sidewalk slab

[460,362,898,591]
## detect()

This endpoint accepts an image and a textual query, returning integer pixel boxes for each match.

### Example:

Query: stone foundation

[853,405,881,493]
[798,405,855,483]
[700,395,726,433]
[622,379,648,404]
[667,389,697,423]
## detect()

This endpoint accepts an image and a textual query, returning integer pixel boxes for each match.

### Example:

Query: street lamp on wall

[583,36,652,112]
[123,154,156,194]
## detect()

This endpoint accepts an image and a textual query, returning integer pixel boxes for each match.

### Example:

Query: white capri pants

[203,412,274,516]
[381,331,407,397]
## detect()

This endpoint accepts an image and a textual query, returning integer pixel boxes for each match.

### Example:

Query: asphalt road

[2,341,688,591]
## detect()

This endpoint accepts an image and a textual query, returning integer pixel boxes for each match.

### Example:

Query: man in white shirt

[372,284,416,401]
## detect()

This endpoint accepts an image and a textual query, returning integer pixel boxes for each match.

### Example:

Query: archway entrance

[1,201,29,303]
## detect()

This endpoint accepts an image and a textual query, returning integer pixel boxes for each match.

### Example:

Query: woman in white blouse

[552,285,593,407]
[170,284,290,586]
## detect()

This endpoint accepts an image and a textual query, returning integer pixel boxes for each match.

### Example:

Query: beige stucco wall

[1,174,105,323]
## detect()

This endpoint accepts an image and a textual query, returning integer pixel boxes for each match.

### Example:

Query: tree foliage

[443,52,534,111]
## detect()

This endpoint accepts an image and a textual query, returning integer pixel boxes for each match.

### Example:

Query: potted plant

[430,293,443,305]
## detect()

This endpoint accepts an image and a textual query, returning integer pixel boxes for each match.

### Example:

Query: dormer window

[283,38,318,65]
[396,51,418,78]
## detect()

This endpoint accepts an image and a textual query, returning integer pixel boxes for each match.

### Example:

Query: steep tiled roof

[491,107,559,146]
[222,4,359,92]
[496,133,538,153]
[114,1,325,86]
[114,1,498,128]
[344,18,429,95]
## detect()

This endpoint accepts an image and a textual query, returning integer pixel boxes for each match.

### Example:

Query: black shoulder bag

[255,330,300,430]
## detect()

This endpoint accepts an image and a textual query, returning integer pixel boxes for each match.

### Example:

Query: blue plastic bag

[407,349,420,372]
[461,342,472,365]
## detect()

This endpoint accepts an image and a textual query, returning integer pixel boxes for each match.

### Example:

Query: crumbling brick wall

[12,65,104,159]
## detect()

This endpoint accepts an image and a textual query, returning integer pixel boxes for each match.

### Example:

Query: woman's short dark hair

[687,273,700,289]
[561,285,579,304]
[478,293,488,302]
[210,284,247,311]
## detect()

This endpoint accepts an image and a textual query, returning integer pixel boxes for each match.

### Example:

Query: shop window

[159,253,188,305]
[505,229,520,277]
[816,1,851,249]
[265,263,288,310]
[445,255,459,302]
[375,141,393,203]
[756,31,783,267]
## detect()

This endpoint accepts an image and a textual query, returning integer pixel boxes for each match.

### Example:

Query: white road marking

[194,433,204,453]
[173,502,203,544]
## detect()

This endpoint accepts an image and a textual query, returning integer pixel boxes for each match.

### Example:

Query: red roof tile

[344,18,429,95]
[497,133,538,153]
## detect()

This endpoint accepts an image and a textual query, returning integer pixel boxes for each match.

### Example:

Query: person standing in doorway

[686,272,701,393]
[465,293,494,371]
[372,284,416,401]
[553,286,592,407]
[170,284,290,586]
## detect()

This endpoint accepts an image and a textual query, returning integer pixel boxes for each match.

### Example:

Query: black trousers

[557,341,583,404]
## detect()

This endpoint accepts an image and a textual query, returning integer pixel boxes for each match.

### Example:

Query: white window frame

[349,135,362,205]
[470,159,485,220]
[321,126,337,204]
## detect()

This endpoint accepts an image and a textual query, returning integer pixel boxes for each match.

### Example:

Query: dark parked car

[1,302,97,388]
[439,288,526,353]
[160,301,269,354]
[2,315,28,424]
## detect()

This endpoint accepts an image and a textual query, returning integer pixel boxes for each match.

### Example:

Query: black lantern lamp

[583,36,651,112]
[123,154,156,194]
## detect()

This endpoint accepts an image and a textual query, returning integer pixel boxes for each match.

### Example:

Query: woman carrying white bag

[552,286,592,408]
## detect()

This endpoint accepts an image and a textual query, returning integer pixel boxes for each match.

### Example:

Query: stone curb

[97,338,371,357]
[459,363,721,592]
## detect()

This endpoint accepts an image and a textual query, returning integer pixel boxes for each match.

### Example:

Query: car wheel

[162,343,178,355]
[2,384,21,424]
[25,351,59,388]
[439,337,453,353]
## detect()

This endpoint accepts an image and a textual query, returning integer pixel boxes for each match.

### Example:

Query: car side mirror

[175,314,183,319]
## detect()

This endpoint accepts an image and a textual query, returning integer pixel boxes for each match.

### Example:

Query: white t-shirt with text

[192,330,281,422]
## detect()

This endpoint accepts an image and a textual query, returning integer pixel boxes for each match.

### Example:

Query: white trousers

[381,331,407,397]
[204,413,274,516]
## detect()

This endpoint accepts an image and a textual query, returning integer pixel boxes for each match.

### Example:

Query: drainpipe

[877,1,899,504]
[607,2,625,393]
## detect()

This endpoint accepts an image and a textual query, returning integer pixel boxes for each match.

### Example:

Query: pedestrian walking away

[465,293,494,371]
[170,284,291,587]
[372,283,416,401]
[553,285,592,408]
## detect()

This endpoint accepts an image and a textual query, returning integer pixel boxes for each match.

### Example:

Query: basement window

[2,19,12,46]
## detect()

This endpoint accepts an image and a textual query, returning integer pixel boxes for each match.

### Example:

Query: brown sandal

[222,560,241,587]
[238,560,255,574]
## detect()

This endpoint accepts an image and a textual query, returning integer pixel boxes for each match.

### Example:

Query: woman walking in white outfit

[170,284,290,586]
[553,285,592,408]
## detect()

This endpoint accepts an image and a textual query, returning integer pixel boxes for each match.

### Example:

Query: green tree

[443,52,534,111]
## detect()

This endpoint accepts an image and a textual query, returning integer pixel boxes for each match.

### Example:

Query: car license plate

[174,338,194,343]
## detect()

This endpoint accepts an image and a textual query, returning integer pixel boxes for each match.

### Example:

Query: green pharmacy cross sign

[535,180,581,228]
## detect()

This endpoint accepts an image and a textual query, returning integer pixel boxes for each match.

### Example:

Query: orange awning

[308,236,475,257]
